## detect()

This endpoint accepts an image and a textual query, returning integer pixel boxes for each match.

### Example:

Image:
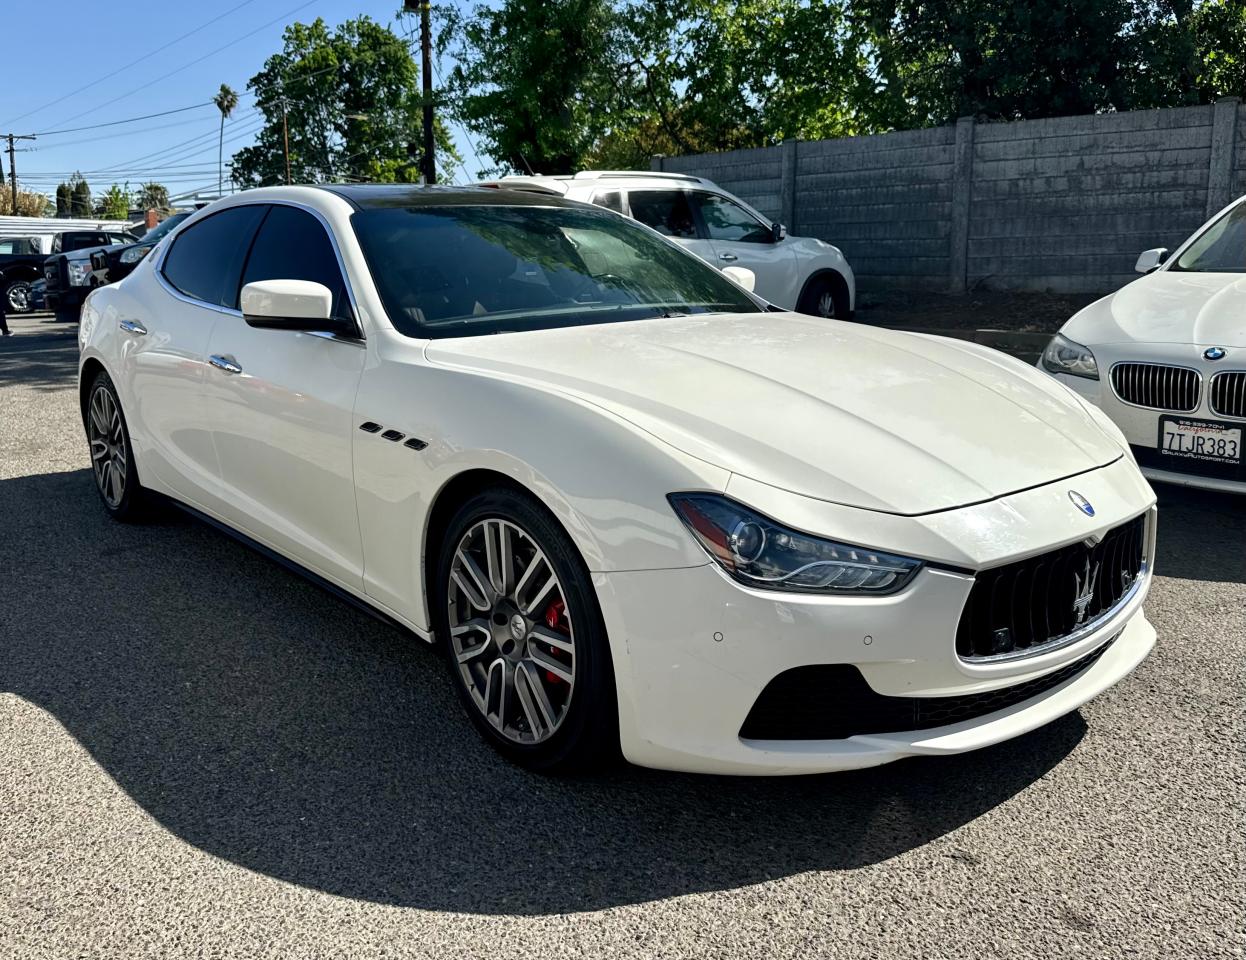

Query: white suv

[487,171,855,319]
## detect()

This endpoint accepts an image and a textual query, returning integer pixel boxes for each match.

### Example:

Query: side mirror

[771,221,787,243]
[241,279,354,335]
[722,265,756,292]
[1135,247,1168,274]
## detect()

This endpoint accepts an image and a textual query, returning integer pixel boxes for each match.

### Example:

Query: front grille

[955,514,1145,660]
[1110,362,1200,412]
[739,636,1116,741]
[1210,371,1246,419]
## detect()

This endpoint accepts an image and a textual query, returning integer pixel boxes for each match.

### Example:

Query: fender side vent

[381,429,405,442]
[403,437,428,451]
[358,421,382,433]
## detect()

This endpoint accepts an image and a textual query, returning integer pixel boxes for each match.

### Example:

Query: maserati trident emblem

[1204,346,1227,361]
[1068,490,1095,517]
[1072,556,1100,625]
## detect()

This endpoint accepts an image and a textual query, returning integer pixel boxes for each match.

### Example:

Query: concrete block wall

[655,101,1244,296]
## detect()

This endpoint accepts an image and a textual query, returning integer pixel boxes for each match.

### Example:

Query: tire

[433,486,619,772]
[796,273,847,319]
[85,370,149,521]
[5,280,32,314]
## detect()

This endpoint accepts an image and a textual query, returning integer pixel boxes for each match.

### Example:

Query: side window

[693,193,772,243]
[240,205,352,318]
[162,206,266,308]
[628,190,697,239]
[591,190,623,214]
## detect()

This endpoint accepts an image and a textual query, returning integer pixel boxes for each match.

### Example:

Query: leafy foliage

[136,182,170,213]
[95,184,131,220]
[445,0,1246,172]
[231,16,461,187]
[0,189,53,217]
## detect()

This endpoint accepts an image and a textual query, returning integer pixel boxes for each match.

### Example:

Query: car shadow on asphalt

[1150,482,1246,584]
[0,333,80,392]
[0,468,1098,915]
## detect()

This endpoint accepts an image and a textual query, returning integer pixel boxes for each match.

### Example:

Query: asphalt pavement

[1,311,1242,958]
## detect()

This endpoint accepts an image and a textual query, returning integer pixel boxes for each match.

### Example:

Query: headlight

[66,260,94,286]
[120,245,152,264]
[1040,333,1098,379]
[669,493,921,594]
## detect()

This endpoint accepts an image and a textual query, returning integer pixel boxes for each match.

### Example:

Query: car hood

[1065,271,1246,347]
[425,313,1123,515]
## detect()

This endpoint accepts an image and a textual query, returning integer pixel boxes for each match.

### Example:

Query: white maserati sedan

[1039,196,1246,494]
[78,184,1158,775]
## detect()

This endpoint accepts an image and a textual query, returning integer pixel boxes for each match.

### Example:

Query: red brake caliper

[543,600,567,683]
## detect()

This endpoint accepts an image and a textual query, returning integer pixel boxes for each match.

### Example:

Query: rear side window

[628,190,697,239]
[693,193,772,243]
[162,206,266,309]
[241,205,352,318]
[591,190,623,214]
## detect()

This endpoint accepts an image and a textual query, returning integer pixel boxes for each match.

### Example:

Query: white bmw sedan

[79,185,1158,775]
[1039,196,1246,494]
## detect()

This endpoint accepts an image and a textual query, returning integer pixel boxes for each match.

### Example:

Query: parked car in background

[1039,195,1246,495]
[0,236,48,312]
[28,278,46,311]
[485,171,855,319]
[89,212,191,287]
[79,184,1155,776]
[44,228,141,322]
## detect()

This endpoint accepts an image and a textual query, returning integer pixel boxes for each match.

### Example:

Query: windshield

[350,203,762,338]
[1172,201,1246,272]
[142,213,190,245]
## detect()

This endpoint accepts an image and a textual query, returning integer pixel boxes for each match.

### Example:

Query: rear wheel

[5,280,32,314]
[434,486,618,772]
[85,371,148,521]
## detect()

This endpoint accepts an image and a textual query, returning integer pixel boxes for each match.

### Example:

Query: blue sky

[0,0,486,203]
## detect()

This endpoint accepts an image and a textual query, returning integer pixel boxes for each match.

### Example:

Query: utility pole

[404,0,436,184]
[280,98,291,185]
[3,133,36,213]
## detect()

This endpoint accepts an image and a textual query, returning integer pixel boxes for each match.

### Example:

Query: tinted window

[162,206,266,308]
[628,190,697,238]
[1173,203,1246,272]
[591,190,623,214]
[241,205,351,318]
[693,193,771,243]
[351,203,760,339]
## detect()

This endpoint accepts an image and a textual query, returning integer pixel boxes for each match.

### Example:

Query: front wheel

[5,280,32,314]
[433,486,618,772]
[796,274,848,319]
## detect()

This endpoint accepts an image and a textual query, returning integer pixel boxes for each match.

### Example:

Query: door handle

[718,252,738,262]
[208,354,242,375]
[119,319,147,335]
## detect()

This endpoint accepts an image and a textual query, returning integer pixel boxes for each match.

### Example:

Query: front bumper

[596,459,1157,775]
[1044,344,1246,495]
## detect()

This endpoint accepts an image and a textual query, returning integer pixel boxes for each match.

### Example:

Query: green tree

[55,182,71,217]
[214,83,240,196]
[95,183,131,220]
[70,175,91,218]
[136,182,170,212]
[231,16,461,187]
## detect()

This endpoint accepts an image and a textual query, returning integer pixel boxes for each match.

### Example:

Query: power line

[0,0,262,128]
[39,0,325,133]
[32,102,215,137]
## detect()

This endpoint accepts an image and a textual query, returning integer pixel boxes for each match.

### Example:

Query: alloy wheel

[816,289,836,318]
[7,283,30,312]
[88,386,127,508]
[447,518,576,744]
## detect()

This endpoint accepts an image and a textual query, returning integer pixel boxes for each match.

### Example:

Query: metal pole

[3,134,35,213]
[420,0,436,184]
[281,99,291,185]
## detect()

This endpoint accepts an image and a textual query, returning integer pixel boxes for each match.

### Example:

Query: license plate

[1158,416,1242,463]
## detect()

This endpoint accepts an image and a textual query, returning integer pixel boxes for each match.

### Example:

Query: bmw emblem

[1204,346,1227,361]
[1068,490,1095,517]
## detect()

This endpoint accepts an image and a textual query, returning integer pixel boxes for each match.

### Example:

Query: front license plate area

[1158,416,1242,464]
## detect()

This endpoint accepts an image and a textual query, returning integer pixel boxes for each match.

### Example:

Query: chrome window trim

[1208,369,1246,421]
[154,199,366,341]
[1108,360,1202,412]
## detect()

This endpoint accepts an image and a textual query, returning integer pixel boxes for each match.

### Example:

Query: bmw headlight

[1040,333,1098,380]
[120,245,153,264]
[66,260,94,286]
[669,494,921,594]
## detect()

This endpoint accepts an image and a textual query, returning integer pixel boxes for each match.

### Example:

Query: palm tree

[213,84,239,197]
